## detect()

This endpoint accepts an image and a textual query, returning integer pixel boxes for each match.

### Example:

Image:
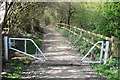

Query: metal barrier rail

[4,37,48,62]
[81,41,104,63]
[4,36,109,64]
[9,38,47,59]
[82,41,109,64]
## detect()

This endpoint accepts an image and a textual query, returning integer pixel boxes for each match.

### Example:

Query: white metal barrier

[4,36,48,62]
[4,36,109,64]
[81,41,109,64]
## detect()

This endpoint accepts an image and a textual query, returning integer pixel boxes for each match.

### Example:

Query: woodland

[0,2,120,79]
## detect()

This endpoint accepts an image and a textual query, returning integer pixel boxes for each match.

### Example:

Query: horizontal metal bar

[0,72,7,75]
[10,47,45,62]
[82,61,101,63]
[9,38,31,41]
[47,59,82,61]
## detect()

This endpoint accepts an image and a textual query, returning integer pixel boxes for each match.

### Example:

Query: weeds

[91,58,119,79]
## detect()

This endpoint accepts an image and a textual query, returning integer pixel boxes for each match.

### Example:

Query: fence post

[118,41,120,58]
[91,36,94,43]
[91,31,95,43]
[80,31,83,38]
[24,40,26,53]
[104,41,110,64]
[75,26,76,32]
[91,32,94,60]
[69,25,71,33]
[118,42,120,76]
[4,36,8,61]
[111,36,118,58]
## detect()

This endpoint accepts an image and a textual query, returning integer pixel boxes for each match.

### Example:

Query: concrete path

[21,27,103,79]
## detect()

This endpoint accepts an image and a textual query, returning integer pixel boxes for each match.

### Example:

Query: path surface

[21,27,103,79]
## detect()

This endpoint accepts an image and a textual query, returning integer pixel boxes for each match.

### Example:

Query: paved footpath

[21,27,104,79]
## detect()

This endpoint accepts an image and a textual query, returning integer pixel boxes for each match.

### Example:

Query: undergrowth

[91,58,119,80]
[3,56,33,79]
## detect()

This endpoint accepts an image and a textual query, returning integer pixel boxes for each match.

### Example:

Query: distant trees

[53,2,120,38]
[1,2,119,38]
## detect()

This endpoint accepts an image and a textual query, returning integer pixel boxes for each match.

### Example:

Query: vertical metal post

[9,38,11,49]
[24,40,26,53]
[4,36,8,61]
[100,41,104,63]
[35,48,37,57]
[104,41,109,64]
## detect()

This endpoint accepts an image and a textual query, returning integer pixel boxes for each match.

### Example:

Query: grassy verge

[91,58,119,80]
[55,27,120,80]
[3,56,33,78]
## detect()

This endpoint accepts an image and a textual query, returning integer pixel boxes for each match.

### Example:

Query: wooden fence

[56,23,119,58]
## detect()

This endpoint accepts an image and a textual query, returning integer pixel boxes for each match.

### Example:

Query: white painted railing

[4,36,109,64]
[4,36,48,62]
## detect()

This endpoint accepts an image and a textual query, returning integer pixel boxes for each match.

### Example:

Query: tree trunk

[67,2,72,25]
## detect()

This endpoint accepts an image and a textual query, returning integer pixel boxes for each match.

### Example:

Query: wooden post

[0,31,1,78]
[111,36,118,58]
[80,31,83,38]
[92,35,94,43]
[75,26,76,32]
[63,26,65,30]
[118,41,120,58]
[91,32,94,60]
[69,27,71,34]
[118,42,120,77]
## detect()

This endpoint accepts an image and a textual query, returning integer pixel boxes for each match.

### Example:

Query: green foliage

[14,34,42,54]
[71,2,120,38]
[92,58,119,79]
[3,56,33,79]
[2,2,119,38]
[20,56,33,64]
[5,60,23,78]
[26,39,42,53]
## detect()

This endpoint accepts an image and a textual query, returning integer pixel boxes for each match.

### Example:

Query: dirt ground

[21,27,104,79]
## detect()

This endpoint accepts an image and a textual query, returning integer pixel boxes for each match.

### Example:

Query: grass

[55,27,120,80]
[91,58,119,80]
[3,56,33,79]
